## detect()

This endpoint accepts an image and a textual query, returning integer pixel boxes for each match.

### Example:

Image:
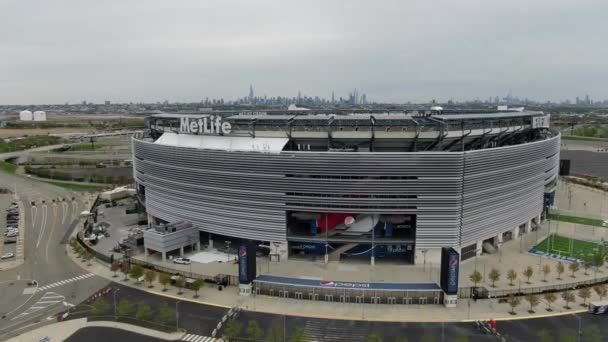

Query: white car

[173,257,191,265]
[1,253,14,259]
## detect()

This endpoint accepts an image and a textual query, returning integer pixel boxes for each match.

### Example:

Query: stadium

[132,109,559,267]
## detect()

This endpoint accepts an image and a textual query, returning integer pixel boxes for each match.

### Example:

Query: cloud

[0,0,606,104]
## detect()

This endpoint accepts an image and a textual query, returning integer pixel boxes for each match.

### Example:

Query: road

[0,157,110,340]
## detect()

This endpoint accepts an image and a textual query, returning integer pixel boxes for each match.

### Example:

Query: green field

[0,136,63,153]
[0,161,17,174]
[45,181,104,192]
[547,213,605,227]
[534,234,603,259]
[562,135,608,142]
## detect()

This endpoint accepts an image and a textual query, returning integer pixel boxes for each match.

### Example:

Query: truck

[589,300,608,314]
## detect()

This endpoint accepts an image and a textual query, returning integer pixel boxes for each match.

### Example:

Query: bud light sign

[238,245,249,284]
[440,247,460,295]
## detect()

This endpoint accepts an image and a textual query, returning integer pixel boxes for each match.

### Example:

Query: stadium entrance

[286,211,416,264]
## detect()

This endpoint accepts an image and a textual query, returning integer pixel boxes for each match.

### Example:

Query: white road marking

[182,334,216,342]
[35,205,48,249]
[35,273,95,292]
[12,292,65,320]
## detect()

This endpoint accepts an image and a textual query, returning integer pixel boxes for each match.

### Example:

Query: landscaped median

[547,213,606,228]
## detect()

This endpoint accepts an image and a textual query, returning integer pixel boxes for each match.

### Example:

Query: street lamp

[575,314,582,342]
[113,288,120,320]
[176,300,181,331]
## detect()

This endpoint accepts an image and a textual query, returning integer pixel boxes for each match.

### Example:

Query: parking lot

[0,194,18,262]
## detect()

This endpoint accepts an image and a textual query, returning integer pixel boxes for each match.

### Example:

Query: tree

[129,265,144,283]
[156,302,175,325]
[593,284,607,300]
[121,263,130,281]
[507,269,517,286]
[561,291,575,309]
[135,304,154,321]
[469,270,482,287]
[246,320,264,341]
[583,257,593,276]
[537,329,554,342]
[158,273,170,292]
[541,264,551,282]
[488,269,500,288]
[266,322,284,342]
[223,320,243,342]
[525,294,540,313]
[290,327,310,342]
[578,287,591,306]
[116,299,136,317]
[174,275,185,295]
[92,298,110,315]
[144,269,157,288]
[85,250,94,266]
[568,262,580,278]
[556,262,565,280]
[543,293,557,311]
[507,295,521,314]
[191,278,204,298]
[366,333,383,342]
[582,324,603,342]
[110,262,120,278]
[523,266,534,284]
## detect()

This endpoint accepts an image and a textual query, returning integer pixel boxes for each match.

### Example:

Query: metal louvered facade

[132,134,559,250]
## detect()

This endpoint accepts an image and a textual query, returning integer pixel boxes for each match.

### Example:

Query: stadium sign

[180,115,232,135]
[320,281,371,288]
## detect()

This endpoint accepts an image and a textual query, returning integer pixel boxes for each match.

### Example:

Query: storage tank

[33,111,47,121]
[19,110,33,121]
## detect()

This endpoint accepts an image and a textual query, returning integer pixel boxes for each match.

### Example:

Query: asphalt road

[561,150,608,179]
[0,157,110,340]
[65,327,170,342]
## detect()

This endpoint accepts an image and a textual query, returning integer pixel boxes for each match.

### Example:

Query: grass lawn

[547,213,605,227]
[562,135,608,142]
[534,234,604,260]
[45,181,104,192]
[0,161,17,174]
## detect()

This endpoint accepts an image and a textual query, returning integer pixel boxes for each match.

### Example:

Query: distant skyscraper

[331,91,335,104]
[249,84,254,102]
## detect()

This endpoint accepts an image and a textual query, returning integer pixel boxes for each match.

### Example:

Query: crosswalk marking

[12,292,65,320]
[181,334,216,342]
[36,273,95,292]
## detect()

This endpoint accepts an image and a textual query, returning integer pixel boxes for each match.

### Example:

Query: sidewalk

[6,318,185,342]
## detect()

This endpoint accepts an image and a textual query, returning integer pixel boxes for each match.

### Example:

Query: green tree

[92,298,110,315]
[561,291,575,309]
[246,320,264,341]
[541,264,551,282]
[135,304,154,321]
[578,287,591,306]
[537,329,554,342]
[525,294,539,313]
[191,278,204,298]
[544,292,557,311]
[488,269,500,287]
[174,275,185,295]
[290,327,310,342]
[523,266,534,284]
[156,302,175,325]
[582,324,602,342]
[365,333,383,342]
[469,270,482,287]
[223,320,243,342]
[507,295,521,314]
[116,299,136,317]
[129,265,144,283]
[556,262,565,280]
[144,269,157,288]
[266,322,284,342]
[507,269,517,286]
[568,263,579,278]
[158,273,170,291]
[110,262,120,278]
[583,257,593,275]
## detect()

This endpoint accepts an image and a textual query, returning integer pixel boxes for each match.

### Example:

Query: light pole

[575,314,582,342]
[176,300,181,331]
[113,288,120,320]
[421,249,428,271]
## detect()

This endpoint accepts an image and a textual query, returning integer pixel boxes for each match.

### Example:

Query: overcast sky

[1,0,607,105]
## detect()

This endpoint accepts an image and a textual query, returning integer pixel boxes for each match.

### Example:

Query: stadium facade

[133,109,559,265]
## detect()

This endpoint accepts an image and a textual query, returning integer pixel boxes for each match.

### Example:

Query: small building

[143,221,200,261]
[19,110,33,121]
[33,111,47,121]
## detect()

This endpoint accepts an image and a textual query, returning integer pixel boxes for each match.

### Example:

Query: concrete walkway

[6,318,186,342]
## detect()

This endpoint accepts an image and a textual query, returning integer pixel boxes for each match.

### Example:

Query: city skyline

[1,0,607,105]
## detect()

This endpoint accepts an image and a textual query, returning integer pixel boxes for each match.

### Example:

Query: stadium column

[525,220,532,234]
[475,240,483,256]
[536,213,542,225]
[512,226,520,239]
[496,232,503,244]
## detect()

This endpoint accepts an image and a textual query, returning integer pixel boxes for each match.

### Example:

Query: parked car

[173,257,191,265]
[1,253,14,259]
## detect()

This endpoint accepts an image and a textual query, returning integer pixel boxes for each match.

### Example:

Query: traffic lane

[109,283,227,336]
[65,327,170,342]
[499,313,608,342]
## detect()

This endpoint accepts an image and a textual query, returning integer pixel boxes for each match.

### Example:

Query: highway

[0,157,110,340]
